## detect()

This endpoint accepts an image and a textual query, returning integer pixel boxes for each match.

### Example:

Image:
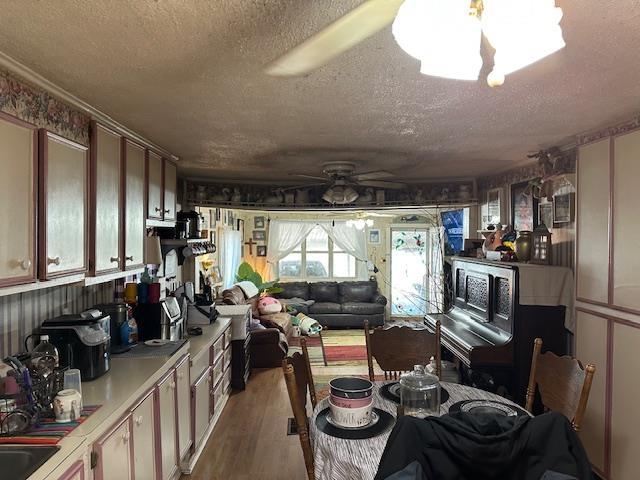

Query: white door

[175,356,192,461]
[147,151,163,219]
[390,228,429,317]
[93,123,122,274]
[41,131,88,279]
[132,391,156,480]
[124,140,145,269]
[157,371,178,480]
[96,417,133,480]
[0,115,36,286]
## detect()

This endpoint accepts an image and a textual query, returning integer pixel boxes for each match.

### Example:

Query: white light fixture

[322,185,359,204]
[346,218,374,230]
[392,0,565,87]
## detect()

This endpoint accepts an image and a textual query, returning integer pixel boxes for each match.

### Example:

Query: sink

[0,445,59,480]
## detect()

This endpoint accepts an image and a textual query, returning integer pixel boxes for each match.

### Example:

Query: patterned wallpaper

[0,282,114,358]
[0,68,90,145]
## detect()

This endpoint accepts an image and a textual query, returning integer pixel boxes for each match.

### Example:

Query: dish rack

[1,367,66,436]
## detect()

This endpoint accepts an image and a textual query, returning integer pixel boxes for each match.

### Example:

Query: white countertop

[28,316,232,479]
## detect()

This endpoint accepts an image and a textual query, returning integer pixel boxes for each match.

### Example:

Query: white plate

[460,400,519,416]
[144,339,170,346]
[326,410,380,430]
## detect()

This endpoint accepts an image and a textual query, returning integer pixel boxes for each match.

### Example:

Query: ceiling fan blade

[350,170,395,181]
[289,174,329,181]
[280,183,327,191]
[358,180,406,189]
[265,0,405,77]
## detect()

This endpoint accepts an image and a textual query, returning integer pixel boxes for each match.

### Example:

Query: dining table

[309,381,527,480]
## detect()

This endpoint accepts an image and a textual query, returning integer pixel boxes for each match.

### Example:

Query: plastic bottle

[31,335,59,377]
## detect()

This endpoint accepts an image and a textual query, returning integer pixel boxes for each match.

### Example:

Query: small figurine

[231,187,242,204]
[356,188,375,204]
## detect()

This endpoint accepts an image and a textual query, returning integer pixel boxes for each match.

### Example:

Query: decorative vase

[514,231,533,262]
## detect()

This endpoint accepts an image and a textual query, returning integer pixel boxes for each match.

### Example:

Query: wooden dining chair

[364,319,442,382]
[525,337,596,431]
[282,337,316,480]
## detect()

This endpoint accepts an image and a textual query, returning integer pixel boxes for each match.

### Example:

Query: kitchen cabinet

[38,130,88,280]
[123,139,145,270]
[157,370,178,480]
[90,122,122,275]
[175,355,191,461]
[93,415,133,480]
[191,366,212,449]
[147,150,163,220]
[163,159,177,221]
[0,113,37,287]
[132,390,157,480]
[56,460,85,480]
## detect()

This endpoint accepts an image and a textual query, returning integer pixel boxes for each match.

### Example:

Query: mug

[54,389,82,423]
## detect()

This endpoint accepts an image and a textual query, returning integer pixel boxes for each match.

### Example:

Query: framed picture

[511,181,538,232]
[212,266,222,284]
[256,245,267,257]
[553,192,575,225]
[368,229,381,245]
[237,218,244,233]
[254,216,265,229]
[209,230,216,246]
[253,230,266,241]
[538,202,553,228]
[486,188,502,226]
[215,208,221,221]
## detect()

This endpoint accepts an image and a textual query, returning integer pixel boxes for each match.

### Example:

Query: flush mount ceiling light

[392,0,565,86]
[322,183,360,204]
[266,0,566,88]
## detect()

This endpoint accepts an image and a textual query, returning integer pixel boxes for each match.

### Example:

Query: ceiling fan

[285,161,406,204]
[265,0,565,87]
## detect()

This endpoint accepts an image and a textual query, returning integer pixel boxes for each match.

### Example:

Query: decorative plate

[315,407,395,440]
[449,399,529,417]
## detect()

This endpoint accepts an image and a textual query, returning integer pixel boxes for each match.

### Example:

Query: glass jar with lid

[399,365,441,418]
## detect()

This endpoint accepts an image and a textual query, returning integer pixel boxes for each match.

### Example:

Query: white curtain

[222,230,242,289]
[266,220,317,265]
[320,222,367,262]
[428,226,445,313]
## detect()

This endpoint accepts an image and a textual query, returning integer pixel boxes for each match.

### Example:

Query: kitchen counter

[28,316,232,480]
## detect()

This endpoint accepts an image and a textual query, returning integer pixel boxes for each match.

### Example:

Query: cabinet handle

[177,372,184,380]
[47,256,61,266]
[164,209,171,214]
[135,415,143,426]
[155,206,162,212]
[20,259,32,270]
[110,256,120,263]
[125,255,134,262]
[171,381,176,390]
[122,430,130,443]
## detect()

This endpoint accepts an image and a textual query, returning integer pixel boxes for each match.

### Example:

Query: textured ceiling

[0,0,639,184]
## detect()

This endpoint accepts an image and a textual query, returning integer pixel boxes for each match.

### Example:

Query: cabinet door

[0,114,36,287]
[56,459,85,480]
[132,391,157,480]
[163,160,177,221]
[191,366,212,449]
[124,140,145,269]
[157,371,178,480]
[175,356,191,460]
[94,416,133,480]
[91,123,122,274]
[147,151,163,219]
[39,130,88,279]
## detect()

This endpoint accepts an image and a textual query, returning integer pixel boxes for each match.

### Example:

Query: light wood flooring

[182,368,307,480]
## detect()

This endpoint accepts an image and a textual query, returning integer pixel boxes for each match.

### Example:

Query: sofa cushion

[276,282,309,300]
[341,302,385,315]
[339,281,378,303]
[309,282,339,303]
[259,312,293,339]
[309,302,342,314]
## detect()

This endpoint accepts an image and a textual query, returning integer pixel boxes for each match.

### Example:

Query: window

[278,226,358,280]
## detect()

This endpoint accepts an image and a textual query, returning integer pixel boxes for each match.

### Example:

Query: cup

[137,282,149,304]
[54,389,82,423]
[124,283,138,303]
[63,369,83,410]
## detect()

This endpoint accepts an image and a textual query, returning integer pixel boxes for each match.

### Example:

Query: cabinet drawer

[212,374,225,416]
[223,345,232,372]
[190,350,210,387]
[223,327,232,349]
[223,366,232,394]
[211,335,225,365]
[212,357,224,388]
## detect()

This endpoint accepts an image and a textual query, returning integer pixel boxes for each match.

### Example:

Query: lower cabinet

[93,415,133,480]
[191,366,212,448]
[132,390,157,480]
[176,356,192,461]
[157,370,178,480]
[55,459,85,480]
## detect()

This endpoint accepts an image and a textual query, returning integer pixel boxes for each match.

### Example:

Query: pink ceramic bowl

[329,393,373,409]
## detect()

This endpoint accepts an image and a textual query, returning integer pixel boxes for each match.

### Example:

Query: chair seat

[341,302,385,315]
[309,302,342,314]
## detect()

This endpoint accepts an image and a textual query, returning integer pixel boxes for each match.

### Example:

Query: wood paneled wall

[0,282,114,358]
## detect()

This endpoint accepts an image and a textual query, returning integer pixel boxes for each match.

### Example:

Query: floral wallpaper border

[0,68,90,145]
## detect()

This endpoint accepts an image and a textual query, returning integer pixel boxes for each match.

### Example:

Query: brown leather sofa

[221,285,293,368]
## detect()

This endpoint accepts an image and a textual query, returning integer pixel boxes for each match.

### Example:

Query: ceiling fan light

[322,186,359,204]
[393,0,482,81]
[483,0,565,76]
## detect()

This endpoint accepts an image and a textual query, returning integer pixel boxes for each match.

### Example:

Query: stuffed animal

[257,296,282,315]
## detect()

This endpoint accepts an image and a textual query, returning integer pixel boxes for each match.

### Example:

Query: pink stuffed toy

[257,296,282,315]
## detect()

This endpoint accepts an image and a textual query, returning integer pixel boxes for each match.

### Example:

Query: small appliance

[93,303,128,353]
[41,310,111,381]
[135,297,185,342]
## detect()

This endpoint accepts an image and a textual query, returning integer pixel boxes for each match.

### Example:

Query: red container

[148,283,161,303]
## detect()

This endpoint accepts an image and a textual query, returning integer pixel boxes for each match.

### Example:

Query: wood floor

[182,368,307,480]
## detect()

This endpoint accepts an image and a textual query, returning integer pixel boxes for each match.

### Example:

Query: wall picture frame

[256,245,267,257]
[486,188,502,226]
[553,192,575,225]
[368,229,381,245]
[254,216,265,229]
[253,230,266,241]
[538,202,553,228]
[511,181,538,232]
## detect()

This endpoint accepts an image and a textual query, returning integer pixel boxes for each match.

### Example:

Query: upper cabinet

[38,130,88,280]
[91,122,122,275]
[147,151,163,220]
[0,114,37,287]
[123,140,145,270]
[163,160,177,221]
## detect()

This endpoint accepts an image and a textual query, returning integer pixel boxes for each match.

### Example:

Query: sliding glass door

[390,228,429,317]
